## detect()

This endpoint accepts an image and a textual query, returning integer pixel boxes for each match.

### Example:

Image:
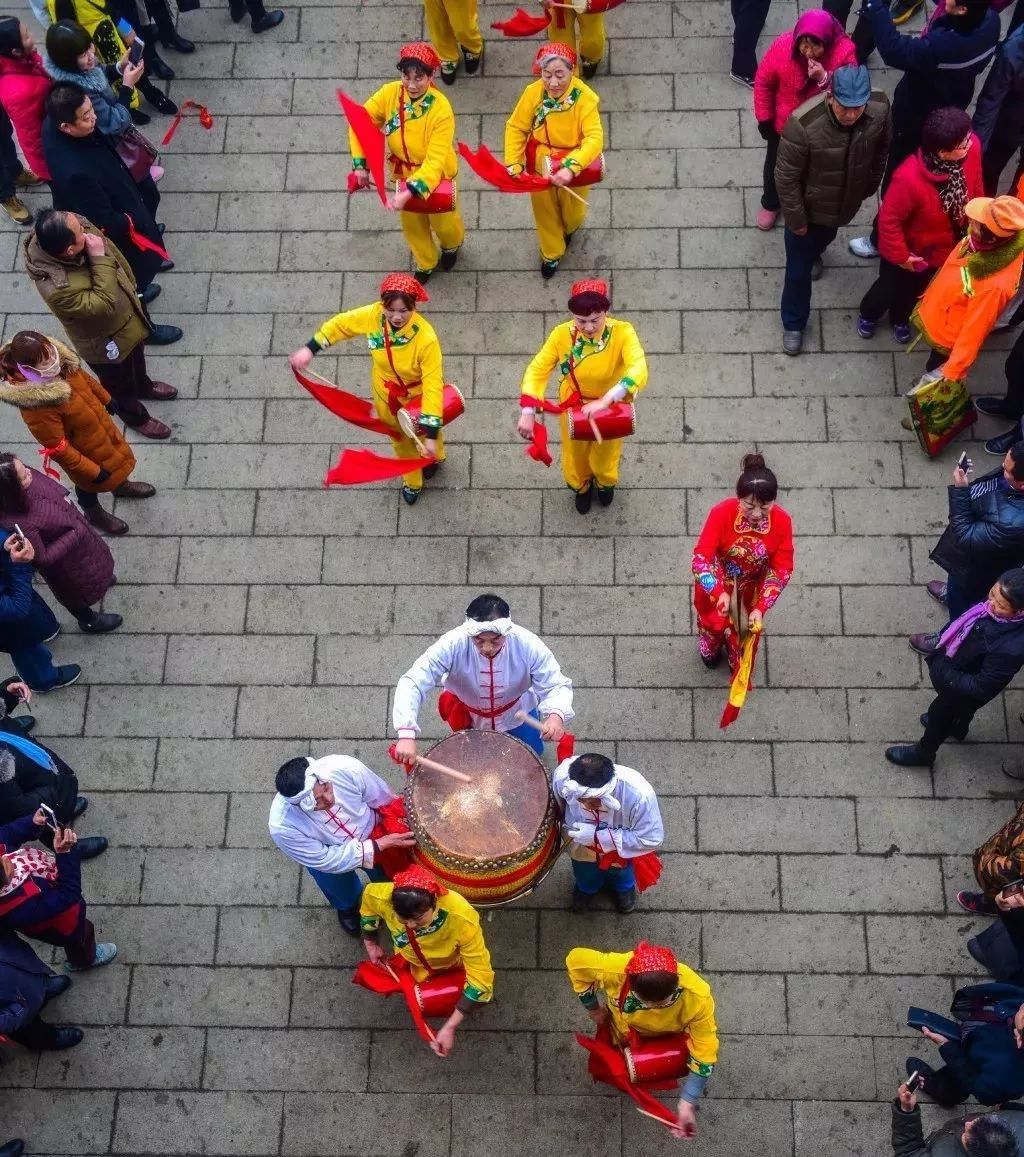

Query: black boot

[884,743,935,768]
[336,907,360,937]
[139,77,178,116]
[148,0,195,51]
[142,28,175,79]
[574,487,593,514]
[246,0,285,32]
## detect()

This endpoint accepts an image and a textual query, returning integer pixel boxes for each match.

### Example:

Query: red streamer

[125,215,169,260]
[291,366,395,436]
[457,142,552,194]
[353,957,436,1043]
[491,6,551,35]
[597,850,662,892]
[160,100,213,146]
[338,90,389,207]
[324,448,434,486]
[575,1030,680,1128]
[37,440,65,480]
[525,421,552,467]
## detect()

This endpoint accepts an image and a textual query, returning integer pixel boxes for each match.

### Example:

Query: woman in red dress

[691,454,795,670]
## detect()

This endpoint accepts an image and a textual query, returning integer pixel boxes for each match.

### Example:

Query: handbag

[114,124,160,184]
[905,373,977,458]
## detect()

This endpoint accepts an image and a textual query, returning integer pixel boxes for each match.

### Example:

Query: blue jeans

[307,865,386,912]
[506,709,544,755]
[572,856,636,896]
[782,224,838,332]
[9,642,60,691]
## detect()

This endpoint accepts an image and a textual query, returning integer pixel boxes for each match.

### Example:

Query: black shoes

[76,836,108,861]
[140,81,178,116]
[414,268,433,285]
[885,744,934,768]
[140,283,161,305]
[574,487,593,514]
[440,246,460,271]
[129,108,151,126]
[72,796,89,819]
[336,907,360,937]
[0,1140,25,1156]
[401,486,420,506]
[462,46,482,74]
[252,9,285,32]
[422,462,440,480]
[581,59,598,79]
[614,887,637,914]
[77,612,123,634]
[701,650,723,669]
[146,324,183,346]
[11,714,35,733]
[44,974,72,1002]
[975,396,1015,418]
[541,259,559,280]
[596,485,614,507]
[157,258,175,273]
[985,429,1019,456]
[571,887,592,914]
[48,1026,84,1050]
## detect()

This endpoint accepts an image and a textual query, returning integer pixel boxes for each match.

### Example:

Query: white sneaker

[848,236,879,259]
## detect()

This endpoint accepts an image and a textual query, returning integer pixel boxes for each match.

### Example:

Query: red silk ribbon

[338,90,389,207]
[291,366,395,436]
[491,7,551,35]
[352,957,436,1043]
[324,448,434,486]
[37,441,65,480]
[159,100,213,146]
[125,215,169,260]
[575,1029,680,1128]
[519,390,582,469]
[457,142,552,194]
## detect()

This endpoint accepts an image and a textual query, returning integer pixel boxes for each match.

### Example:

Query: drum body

[401,383,466,428]
[401,178,457,214]
[414,969,465,1018]
[404,729,560,907]
[566,402,635,441]
[623,1033,690,1085]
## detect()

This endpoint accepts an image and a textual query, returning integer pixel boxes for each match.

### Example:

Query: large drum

[404,729,561,907]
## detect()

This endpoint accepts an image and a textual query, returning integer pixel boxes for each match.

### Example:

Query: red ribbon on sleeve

[338,90,389,207]
[491,7,551,35]
[324,448,434,486]
[458,142,552,194]
[291,366,395,436]
[37,440,66,480]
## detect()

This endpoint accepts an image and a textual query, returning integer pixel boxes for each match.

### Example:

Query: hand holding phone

[905,1070,923,1094]
[128,36,144,66]
[34,803,59,832]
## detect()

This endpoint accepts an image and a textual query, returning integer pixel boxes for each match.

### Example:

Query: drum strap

[405,925,437,974]
[382,323,408,392]
[397,98,414,170]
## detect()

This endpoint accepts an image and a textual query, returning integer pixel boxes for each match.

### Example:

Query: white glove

[566,821,597,844]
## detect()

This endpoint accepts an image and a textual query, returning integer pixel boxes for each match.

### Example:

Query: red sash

[19,898,82,938]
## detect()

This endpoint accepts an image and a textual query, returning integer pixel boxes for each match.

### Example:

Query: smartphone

[115,15,133,36]
[905,1070,923,1094]
[957,451,968,470]
[37,803,59,832]
[907,1007,960,1040]
[128,36,144,65]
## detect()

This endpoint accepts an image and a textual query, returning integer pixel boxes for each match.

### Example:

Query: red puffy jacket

[0,52,51,181]
[753,28,857,134]
[877,139,984,269]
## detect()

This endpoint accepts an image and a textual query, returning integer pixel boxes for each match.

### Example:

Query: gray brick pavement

[0,0,1018,1152]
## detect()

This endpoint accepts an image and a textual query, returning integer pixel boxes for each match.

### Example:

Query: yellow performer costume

[566,945,719,1093]
[520,280,647,495]
[422,0,484,81]
[350,45,464,277]
[360,880,495,1004]
[545,5,605,77]
[504,43,603,269]
[308,274,446,494]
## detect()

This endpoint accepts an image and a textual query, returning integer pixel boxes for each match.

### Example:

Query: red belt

[384,379,422,415]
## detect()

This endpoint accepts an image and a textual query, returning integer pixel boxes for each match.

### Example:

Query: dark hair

[45,20,92,73]
[567,290,610,316]
[34,208,75,257]
[0,331,55,381]
[568,753,614,789]
[275,756,310,798]
[950,0,992,30]
[466,593,510,622]
[0,455,28,517]
[52,0,78,20]
[45,81,89,130]
[398,59,431,77]
[0,17,23,58]
[629,970,679,1003]
[921,106,972,155]
[381,290,416,311]
[964,1116,1019,1157]
[735,453,778,503]
[998,568,1024,612]
[1008,442,1024,482]
[392,886,435,920]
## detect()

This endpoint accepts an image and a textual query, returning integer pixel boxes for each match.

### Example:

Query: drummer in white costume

[393,592,574,761]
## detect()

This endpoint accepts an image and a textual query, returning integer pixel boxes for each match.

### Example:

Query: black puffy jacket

[974,25,1024,151]
[927,612,1024,705]
[929,471,1024,586]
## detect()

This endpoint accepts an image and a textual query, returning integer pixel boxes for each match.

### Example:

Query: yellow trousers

[399,206,465,275]
[546,10,606,65]
[529,186,589,262]
[423,0,483,63]
[372,395,447,491]
[559,413,622,490]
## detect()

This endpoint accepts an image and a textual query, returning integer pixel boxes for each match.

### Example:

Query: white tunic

[392,623,574,737]
[552,760,664,858]
[268,755,396,875]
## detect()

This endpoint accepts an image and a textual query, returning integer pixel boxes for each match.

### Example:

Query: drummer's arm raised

[393,636,457,738]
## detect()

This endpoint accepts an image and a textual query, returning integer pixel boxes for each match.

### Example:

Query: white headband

[464,616,513,637]
[283,761,320,812]
[561,773,620,811]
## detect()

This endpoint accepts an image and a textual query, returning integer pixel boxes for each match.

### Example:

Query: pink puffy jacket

[0,51,51,180]
[753,9,857,135]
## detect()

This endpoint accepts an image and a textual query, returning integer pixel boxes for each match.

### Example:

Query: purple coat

[0,470,114,612]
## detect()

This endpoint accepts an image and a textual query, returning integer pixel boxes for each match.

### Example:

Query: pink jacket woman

[753,9,857,135]
[0,20,51,181]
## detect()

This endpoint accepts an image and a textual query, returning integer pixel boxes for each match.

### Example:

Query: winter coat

[878,142,984,269]
[0,339,135,491]
[22,222,151,367]
[0,469,114,612]
[928,983,1024,1105]
[926,610,1024,706]
[929,472,1024,588]
[0,813,84,941]
[0,552,58,655]
[0,927,52,1039]
[973,25,1024,150]
[891,1100,1024,1156]
[41,116,162,290]
[775,90,892,231]
[972,798,1024,901]
[0,52,51,180]
[43,56,133,139]
[753,12,857,135]
[0,677,78,827]
[863,0,999,140]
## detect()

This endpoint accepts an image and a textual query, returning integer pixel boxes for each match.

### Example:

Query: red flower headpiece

[393,865,448,896]
[569,278,609,300]
[398,42,442,72]
[533,42,577,75]
[380,272,430,303]
[626,940,677,975]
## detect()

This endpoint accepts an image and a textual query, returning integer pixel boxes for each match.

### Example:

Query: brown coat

[0,340,135,492]
[973,801,1024,900]
[21,220,150,367]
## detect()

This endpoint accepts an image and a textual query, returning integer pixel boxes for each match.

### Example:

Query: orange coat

[913,234,1024,381]
[0,340,135,492]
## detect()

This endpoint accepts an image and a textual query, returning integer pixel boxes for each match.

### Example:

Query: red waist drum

[414,969,465,1018]
[623,1033,690,1085]
[401,383,466,427]
[524,139,605,187]
[566,401,635,441]
[401,178,457,214]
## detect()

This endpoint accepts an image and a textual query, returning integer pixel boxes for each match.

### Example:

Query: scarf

[0,845,57,897]
[937,601,1024,658]
[927,154,969,232]
[0,733,57,773]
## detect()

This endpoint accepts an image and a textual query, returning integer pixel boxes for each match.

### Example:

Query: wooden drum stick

[514,709,545,731]
[414,754,473,784]
[588,416,603,443]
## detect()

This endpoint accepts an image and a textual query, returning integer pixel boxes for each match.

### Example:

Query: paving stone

[245,585,392,634]
[72,633,168,685]
[693,688,849,741]
[704,914,867,972]
[451,1095,620,1157]
[36,1026,205,1088]
[370,1030,534,1093]
[617,740,773,796]
[89,905,218,964]
[773,742,933,798]
[156,738,306,790]
[856,799,1011,856]
[781,854,944,913]
[866,915,991,974]
[699,797,857,853]
[539,910,701,969]
[715,1034,877,1100]
[142,849,297,905]
[282,1093,451,1157]
[165,634,315,685]
[205,1029,370,1090]
[85,792,226,847]
[793,1100,892,1157]
[114,1091,285,1155]
[787,975,955,1037]
[622,1098,794,1157]
[768,637,922,688]
[4,1090,116,1153]
[129,966,292,1027]
[87,686,238,738]
[217,907,367,966]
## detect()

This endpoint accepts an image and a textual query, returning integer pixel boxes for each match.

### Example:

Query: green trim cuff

[417,415,442,431]
[578,991,599,1009]
[407,178,429,198]
[352,158,368,171]
[359,916,379,931]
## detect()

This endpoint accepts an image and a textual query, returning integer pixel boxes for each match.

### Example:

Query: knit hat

[380,272,430,303]
[626,941,677,975]
[398,42,441,73]
[965,196,1024,238]
[830,64,871,108]
[533,42,577,75]
[393,865,447,896]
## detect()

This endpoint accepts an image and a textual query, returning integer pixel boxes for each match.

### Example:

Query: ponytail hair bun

[741,453,766,472]
[736,453,778,503]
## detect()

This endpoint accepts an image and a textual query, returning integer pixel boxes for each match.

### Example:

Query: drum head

[410,729,551,861]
